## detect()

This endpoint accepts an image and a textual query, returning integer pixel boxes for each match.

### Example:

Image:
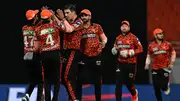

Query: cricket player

[34,9,74,101]
[22,9,43,101]
[76,9,107,101]
[145,28,176,101]
[61,4,83,101]
[111,20,143,101]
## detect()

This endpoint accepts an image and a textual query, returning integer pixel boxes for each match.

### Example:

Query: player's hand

[101,41,106,48]
[49,9,55,15]
[120,50,128,58]
[144,64,149,70]
[168,64,173,69]
[56,9,64,20]
[111,47,118,55]
[41,6,49,10]
[128,49,135,57]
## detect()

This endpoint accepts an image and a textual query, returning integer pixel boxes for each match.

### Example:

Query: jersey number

[24,36,34,47]
[46,34,54,46]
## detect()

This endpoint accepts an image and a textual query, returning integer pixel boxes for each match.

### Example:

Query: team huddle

[22,4,176,101]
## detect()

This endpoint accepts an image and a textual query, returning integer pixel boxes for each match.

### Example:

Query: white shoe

[21,94,29,101]
[164,87,170,95]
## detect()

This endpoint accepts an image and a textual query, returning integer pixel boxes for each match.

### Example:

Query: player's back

[35,23,61,52]
[22,25,37,53]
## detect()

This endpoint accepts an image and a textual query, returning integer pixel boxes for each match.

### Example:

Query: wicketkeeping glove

[23,52,33,60]
[111,47,118,55]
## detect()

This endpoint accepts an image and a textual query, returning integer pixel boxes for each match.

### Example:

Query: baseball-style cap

[121,20,130,26]
[80,9,91,15]
[26,9,39,20]
[153,28,163,36]
[40,9,52,19]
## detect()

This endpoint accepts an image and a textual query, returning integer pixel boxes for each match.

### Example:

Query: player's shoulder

[35,25,41,30]
[22,25,35,30]
[22,25,29,29]
[93,23,100,26]
[22,25,28,28]
[116,34,122,39]
[129,33,137,38]
[74,18,83,24]
[164,40,171,44]
[92,23,102,28]
[164,41,172,46]
[148,41,156,46]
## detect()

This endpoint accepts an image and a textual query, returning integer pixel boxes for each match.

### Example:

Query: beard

[82,19,89,23]
[121,30,130,34]
[157,38,164,41]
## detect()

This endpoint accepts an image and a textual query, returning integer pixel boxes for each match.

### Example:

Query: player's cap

[121,20,130,26]
[153,28,163,36]
[40,9,52,19]
[26,10,39,20]
[80,9,91,15]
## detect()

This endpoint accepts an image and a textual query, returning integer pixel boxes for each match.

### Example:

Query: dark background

[1,0,149,84]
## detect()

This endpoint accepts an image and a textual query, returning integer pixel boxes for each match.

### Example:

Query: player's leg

[115,63,123,101]
[49,51,61,101]
[41,52,52,101]
[64,50,79,100]
[22,53,40,101]
[91,55,102,101]
[76,56,85,101]
[62,50,74,101]
[152,69,163,101]
[22,83,36,101]
[160,69,170,95]
[124,63,138,101]
[32,53,43,101]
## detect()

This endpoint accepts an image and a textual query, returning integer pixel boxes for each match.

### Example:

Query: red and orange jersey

[63,18,83,50]
[35,23,64,52]
[80,23,104,57]
[22,25,37,54]
[115,33,143,64]
[148,41,174,69]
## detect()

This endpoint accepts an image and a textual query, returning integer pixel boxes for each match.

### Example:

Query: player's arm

[53,9,83,32]
[111,39,118,55]
[145,54,151,70]
[99,33,107,48]
[133,36,143,55]
[50,9,74,33]
[171,50,176,65]
[98,25,107,48]
[126,36,143,57]
[70,19,83,31]
[169,43,176,68]
[57,18,83,33]
[34,29,40,51]
[145,45,152,70]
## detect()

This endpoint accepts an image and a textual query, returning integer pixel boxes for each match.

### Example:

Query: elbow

[65,26,75,33]
[139,47,143,53]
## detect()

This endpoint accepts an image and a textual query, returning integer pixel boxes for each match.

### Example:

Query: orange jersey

[63,18,83,50]
[80,23,104,56]
[22,25,37,54]
[115,33,143,64]
[148,41,174,69]
[35,23,64,52]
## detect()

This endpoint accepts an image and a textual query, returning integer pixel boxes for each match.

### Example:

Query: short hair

[64,4,76,12]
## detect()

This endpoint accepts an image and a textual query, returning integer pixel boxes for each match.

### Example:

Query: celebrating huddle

[22,3,176,101]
